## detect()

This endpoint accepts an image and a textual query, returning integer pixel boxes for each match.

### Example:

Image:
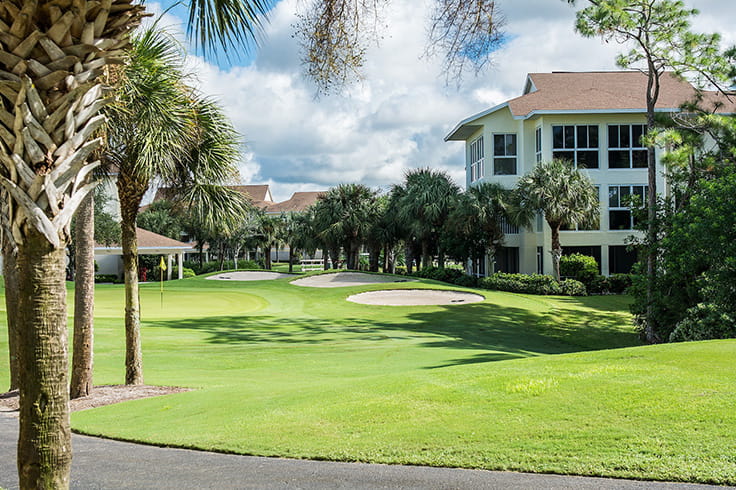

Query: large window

[552,125,599,168]
[608,185,647,230]
[469,136,484,183]
[609,245,638,274]
[561,186,600,231]
[493,134,517,175]
[608,124,648,168]
[535,126,542,163]
[494,247,519,273]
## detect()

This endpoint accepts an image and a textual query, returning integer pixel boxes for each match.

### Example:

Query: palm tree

[397,169,460,269]
[312,184,378,270]
[106,26,247,385]
[445,182,510,273]
[0,2,271,486]
[510,159,600,281]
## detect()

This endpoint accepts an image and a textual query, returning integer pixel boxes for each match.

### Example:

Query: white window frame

[607,124,648,169]
[535,126,542,163]
[469,136,484,183]
[492,133,517,175]
[552,124,600,169]
[608,184,648,230]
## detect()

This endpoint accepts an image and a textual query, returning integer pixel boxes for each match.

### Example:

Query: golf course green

[1,272,734,484]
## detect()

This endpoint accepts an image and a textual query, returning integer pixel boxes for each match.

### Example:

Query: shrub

[393,266,407,275]
[560,279,587,296]
[452,274,479,288]
[184,259,260,275]
[587,275,609,295]
[479,273,562,295]
[173,266,196,279]
[669,303,736,342]
[560,253,599,285]
[608,274,633,294]
[412,266,464,283]
[94,274,118,283]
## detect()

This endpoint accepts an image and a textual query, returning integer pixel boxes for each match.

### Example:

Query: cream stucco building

[446,71,735,276]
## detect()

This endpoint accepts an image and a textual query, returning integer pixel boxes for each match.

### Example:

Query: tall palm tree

[312,184,378,270]
[107,26,247,385]
[446,182,510,273]
[397,169,460,269]
[510,159,599,281]
[0,2,271,487]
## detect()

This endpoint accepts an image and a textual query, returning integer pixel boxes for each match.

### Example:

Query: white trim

[444,102,510,141]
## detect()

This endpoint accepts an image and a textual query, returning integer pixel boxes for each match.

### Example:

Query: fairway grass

[1,274,734,484]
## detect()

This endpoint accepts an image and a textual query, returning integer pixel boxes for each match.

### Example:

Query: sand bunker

[207,271,296,281]
[347,289,484,306]
[291,272,416,288]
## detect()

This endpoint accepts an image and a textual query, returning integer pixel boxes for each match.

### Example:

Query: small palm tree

[107,26,247,385]
[510,159,600,281]
[397,169,460,269]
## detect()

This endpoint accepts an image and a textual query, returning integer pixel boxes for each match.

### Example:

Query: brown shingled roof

[96,228,192,250]
[446,71,736,141]
[266,191,325,214]
[509,71,699,117]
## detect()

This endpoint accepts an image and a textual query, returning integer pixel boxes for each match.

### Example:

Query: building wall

[466,108,664,276]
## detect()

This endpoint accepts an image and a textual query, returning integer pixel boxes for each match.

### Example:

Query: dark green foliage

[560,279,587,296]
[94,275,119,283]
[412,266,464,283]
[183,259,260,275]
[670,304,736,342]
[560,254,599,284]
[480,273,562,295]
[451,274,479,288]
[608,274,634,294]
[137,200,184,240]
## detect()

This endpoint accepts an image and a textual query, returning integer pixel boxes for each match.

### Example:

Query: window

[535,127,542,163]
[494,247,519,273]
[469,136,484,183]
[536,212,544,233]
[608,124,648,168]
[561,186,600,231]
[608,185,647,230]
[493,134,517,175]
[609,245,638,274]
[536,246,544,274]
[552,125,599,168]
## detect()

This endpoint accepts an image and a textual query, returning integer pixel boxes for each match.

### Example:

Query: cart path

[0,415,730,489]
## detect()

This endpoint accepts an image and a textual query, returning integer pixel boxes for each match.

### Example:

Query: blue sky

[146,0,736,202]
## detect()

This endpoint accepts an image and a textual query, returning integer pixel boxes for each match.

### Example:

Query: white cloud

[149,0,736,202]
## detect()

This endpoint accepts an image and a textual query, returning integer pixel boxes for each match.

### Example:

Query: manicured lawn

[1,274,735,484]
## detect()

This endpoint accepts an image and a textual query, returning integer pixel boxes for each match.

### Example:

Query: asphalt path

[0,415,731,489]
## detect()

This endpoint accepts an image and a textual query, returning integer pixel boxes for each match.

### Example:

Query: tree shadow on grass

[145,297,637,369]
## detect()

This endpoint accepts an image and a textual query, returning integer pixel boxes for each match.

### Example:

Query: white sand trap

[347,289,485,306]
[206,271,295,281]
[291,272,416,288]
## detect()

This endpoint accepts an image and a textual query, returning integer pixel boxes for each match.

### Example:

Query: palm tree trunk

[438,248,446,269]
[406,244,414,274]
[323,252,329,270]
[118,175,147,386]
[421,240,431,270]
[71,193,95,399]
[329,247,340,269]
[288,247,294,273]
[265,245,272,269]
[16,230,71,489]
[550,223,562,282]
[3,244,19,391]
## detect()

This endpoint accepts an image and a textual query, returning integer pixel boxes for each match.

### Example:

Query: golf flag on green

[159,256,166,306]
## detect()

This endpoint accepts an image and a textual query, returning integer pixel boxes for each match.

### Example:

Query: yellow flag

[159,256,167,271]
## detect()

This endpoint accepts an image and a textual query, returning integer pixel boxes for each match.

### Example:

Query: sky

[147,0,736,202]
